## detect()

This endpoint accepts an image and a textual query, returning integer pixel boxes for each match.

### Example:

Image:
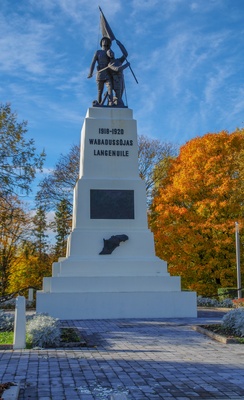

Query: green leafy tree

[0,103,45,196]
[53,199,72,258]
[32,206,49,259]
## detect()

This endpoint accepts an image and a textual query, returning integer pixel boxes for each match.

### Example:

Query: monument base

[36,107,197,320]
[37,290,197,319]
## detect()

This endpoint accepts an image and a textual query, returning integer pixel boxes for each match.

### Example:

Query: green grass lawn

[0,331,14,344]
[0,328,82,347]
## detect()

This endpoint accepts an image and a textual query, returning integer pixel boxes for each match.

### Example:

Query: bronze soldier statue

[87,7,138,107]
[87,37,113,105]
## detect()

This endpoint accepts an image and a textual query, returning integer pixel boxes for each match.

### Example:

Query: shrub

[218,298,233,308]
[0,310,14,331]
[197,297,218,307]
[197,296,233,308]
[26,314,61,348]
[222,308,244,337]
[0,298,16,310]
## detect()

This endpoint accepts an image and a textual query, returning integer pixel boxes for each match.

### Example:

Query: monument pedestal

[37,107,197,319]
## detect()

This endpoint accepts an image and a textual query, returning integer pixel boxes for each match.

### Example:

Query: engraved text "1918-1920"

[99,128,124,135]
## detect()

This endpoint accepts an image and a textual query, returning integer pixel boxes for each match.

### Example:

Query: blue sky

[1,0,244,184]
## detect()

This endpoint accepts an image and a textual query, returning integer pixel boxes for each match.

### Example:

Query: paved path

[1,310,244,399]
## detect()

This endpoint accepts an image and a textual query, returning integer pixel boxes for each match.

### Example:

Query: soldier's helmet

[100,37,111,48]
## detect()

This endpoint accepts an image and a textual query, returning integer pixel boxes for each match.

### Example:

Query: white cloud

[0,14,53,76]
[190,0,224,13]
[132,0,161,10]
[204,67,231,105]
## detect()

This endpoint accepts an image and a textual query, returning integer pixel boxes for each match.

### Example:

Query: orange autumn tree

[8,245,52,294]
[151,129,244,297]
[8,207,53,294]
[0,196,32,296]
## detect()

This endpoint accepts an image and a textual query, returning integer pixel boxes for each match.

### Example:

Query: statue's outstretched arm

[87,52,98,78]
[109,62,130,72]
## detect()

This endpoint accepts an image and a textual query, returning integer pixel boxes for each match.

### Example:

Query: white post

[235,222,242,299]
[13,296,26,350]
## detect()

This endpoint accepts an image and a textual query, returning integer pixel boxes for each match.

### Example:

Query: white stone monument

[36,107,197,319]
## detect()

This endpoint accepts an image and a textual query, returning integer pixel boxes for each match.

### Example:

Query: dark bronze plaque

[90,189,134,219]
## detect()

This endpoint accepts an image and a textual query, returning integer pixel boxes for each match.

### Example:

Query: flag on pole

[98,6,138,84]
[99,6,116,41]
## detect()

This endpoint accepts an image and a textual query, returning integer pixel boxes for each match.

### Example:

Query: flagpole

[235,222,242,299]
[125,57,139,84]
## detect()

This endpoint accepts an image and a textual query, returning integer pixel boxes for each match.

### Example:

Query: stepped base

[36,107,197,320]
[41,275,181,292]
[52,256,169,277]
[36,290,197,319]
